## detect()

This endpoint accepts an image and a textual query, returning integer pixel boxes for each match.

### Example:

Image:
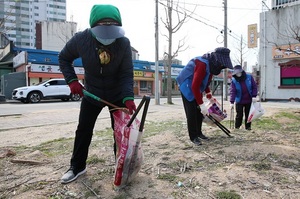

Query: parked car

[12,78,81,103]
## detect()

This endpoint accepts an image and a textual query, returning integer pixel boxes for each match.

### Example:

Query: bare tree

[0,5,16,49]
[56,22,77,44]
[267,16,300,55]
[160,0,193,104]
[232,34,248,67]
[0,2,16,34]
[0,4,16,38]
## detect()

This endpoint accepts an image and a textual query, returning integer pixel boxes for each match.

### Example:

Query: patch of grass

[157,173,178,182]
[91,167,114,181]
[162,151,172,156]
[216,190,242,199]
[87,154,106,164]
[275,111,300,121]
[94,127,114,138]
[142,120,184,138]
[252,117,281,130]
[113,193,128,199]
[192,158,226,172]
[252,162,271,170]
[32,138,72,156]
[278,159,299,170]
[272,175,292,184]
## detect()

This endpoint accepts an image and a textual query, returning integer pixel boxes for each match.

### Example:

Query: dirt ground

[0,101,300,199]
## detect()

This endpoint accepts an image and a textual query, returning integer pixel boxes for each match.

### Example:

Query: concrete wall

[259,4,300,101]
[37,21,77,52]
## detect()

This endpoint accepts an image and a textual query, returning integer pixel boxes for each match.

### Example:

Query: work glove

[198,104,208,116]
[206,92,216,104]
[252,98,257,103]
[68,80,84,97]
[125,100,136,115]
[230,103,234,110]
[206,92,212,100]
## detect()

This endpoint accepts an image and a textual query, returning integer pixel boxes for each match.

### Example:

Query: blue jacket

[230,73,257,104]
[176,56,210,101]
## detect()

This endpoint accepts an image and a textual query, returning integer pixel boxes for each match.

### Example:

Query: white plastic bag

[247,101,265,123]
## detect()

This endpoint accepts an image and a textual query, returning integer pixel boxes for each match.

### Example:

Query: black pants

[235,103,251,129]
[181,93,204,141]
[70,97,124,172]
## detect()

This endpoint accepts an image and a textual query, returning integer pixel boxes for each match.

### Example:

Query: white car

[12,78,81,103]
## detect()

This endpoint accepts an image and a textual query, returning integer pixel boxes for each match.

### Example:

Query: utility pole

[155,0,160,105]
[223,0,228,101]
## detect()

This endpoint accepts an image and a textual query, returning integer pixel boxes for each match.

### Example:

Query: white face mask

[96,38,116,45]
[236,72,242,77]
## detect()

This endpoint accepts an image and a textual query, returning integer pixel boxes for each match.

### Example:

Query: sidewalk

[0,97,184,131]
[1,97,300,131]
[1,97,300,147]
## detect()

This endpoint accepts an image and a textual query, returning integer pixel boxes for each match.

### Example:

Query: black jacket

[59,29,134,104]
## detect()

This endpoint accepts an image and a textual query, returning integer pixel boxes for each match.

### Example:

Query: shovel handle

[83,90,129,114]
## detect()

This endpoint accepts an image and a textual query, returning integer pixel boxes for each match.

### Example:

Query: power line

[158,0,258,51]
[158,0,222,31]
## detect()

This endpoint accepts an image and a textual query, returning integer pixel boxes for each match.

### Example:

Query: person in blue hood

[59,4,136,184]
[230,65,258,131]
[176,47,233,146]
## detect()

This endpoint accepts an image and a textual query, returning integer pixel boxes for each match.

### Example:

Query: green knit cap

[89,4,122,28]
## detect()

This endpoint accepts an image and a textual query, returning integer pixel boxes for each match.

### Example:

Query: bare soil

[0,102,300,199]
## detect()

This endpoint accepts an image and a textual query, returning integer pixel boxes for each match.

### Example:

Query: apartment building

[0,0,66,49]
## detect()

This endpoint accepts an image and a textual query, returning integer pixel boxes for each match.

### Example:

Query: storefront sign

[248,24,258,48]
[13,51,27,68]
[144,72,153,77]
[30,64,84,74]
[272,44,300,59]
[134,71,144,77]
[149,64,183,76]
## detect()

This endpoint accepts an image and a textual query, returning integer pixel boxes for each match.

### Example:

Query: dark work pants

[181,93,203,141]
[70,97,123,172]
[235,103,251,129]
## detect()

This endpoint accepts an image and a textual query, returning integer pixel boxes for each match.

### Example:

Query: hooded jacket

[230,71,257,104]
[58,29,134,104]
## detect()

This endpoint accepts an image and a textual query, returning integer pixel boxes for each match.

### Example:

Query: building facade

[35,21,77,51]
[0,0,66,49]
[259,0,300,101]
[1,47,173,99]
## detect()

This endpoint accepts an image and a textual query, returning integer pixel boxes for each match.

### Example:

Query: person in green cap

[59,4,136,184]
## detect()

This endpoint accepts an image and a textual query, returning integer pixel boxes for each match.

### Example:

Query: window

[140,81,152,93]
[140,81,147,89]
[48,80,58,86]
[276,0,299,6]
[58,80,67,85]
[279,60,300,87]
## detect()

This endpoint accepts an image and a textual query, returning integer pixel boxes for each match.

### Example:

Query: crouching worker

[176,47,233,146]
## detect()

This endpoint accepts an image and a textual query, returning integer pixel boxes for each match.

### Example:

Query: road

[0,99,83,115]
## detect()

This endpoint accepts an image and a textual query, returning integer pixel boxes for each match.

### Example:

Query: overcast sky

[66,0,271,71]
